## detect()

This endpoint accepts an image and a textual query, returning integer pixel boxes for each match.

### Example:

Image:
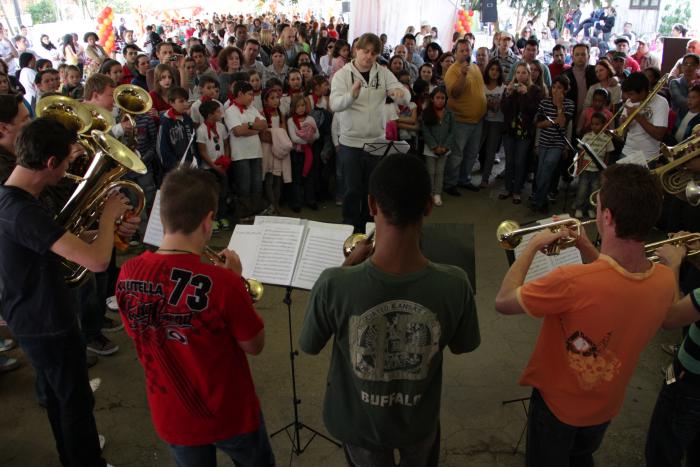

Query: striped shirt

[536,97,575,149]
[681,289,700,374]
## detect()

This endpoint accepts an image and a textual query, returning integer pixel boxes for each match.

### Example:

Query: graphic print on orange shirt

[564,328,621,391]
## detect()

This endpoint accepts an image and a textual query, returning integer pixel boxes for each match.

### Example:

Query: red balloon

[104,6,112,14]
[468,10,474,16]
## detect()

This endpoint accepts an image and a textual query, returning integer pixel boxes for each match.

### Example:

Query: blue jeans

[232,158,263,198]
[169,413,275,467]
[502,135,530,195]
[445,120,483,188]
[19,325,106,467]
[338,145,379,233]
[645,360,700,466]
[527,388,610,467]
[533,146,563,208]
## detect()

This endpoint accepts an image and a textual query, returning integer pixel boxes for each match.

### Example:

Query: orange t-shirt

[516,254,676,427]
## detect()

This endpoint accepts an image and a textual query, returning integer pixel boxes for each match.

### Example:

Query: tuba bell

[113,84,153,149]
[57,130,148,286]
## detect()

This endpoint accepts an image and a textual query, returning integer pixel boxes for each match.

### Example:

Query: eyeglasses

[213,135,220,152]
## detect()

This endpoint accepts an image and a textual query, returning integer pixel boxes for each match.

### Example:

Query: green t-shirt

[299,260,480,448]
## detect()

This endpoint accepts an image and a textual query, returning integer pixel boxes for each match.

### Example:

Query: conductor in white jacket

[330,33,408,233]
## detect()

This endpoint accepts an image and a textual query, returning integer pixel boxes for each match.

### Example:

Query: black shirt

[0,185,74,338]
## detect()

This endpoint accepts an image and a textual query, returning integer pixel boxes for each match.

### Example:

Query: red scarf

[264,107,278,126]
[231,100,247,114]
[292,114,314,177]
[166,108,183,119]
[311,93,320,107]
[200,95,213,103]
[205,120,219,139]
[288,88,302,96]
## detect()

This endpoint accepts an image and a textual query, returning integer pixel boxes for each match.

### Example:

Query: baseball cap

[612,51,627,61]
[614,37,629,45]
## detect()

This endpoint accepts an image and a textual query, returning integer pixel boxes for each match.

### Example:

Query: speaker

[482,0,498,23]
[342,1,350,14]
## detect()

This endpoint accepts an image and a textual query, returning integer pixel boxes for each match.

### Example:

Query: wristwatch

[247,122,254,130]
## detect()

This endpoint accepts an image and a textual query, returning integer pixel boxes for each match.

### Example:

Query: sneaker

[0,355,19,373]
[86,353,98,368]
[87,334,119,356]
[99,434,106,451]
[661,344,680,356]
[0,338,15,352]
[588,210,596,219]
[432,194,443,206]
[444,186,461,197]
[105,296,118,312]
[102,316,124,333]
[575,209,584,219]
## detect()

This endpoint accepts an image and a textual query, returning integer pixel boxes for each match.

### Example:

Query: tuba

[56,130,147,286]
[649,127,700,194]
[113,84,153,150]
[608,73,670,142]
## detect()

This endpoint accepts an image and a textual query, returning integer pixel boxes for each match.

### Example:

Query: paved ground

[0,165,679,466]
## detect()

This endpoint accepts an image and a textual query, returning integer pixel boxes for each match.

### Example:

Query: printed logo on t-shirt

[565,329,621,390]
[349,300,440,382]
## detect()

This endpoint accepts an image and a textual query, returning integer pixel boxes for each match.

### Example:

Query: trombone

[203,246,264,302]
[567,109,621,177]
[645,233,700,262]
[497,218,596,256]
[608,73,670,142]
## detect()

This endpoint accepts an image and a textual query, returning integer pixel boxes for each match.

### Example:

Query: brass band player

[495,164,676,466]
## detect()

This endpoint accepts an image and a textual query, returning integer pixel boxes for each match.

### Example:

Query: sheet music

[143,190,164,247]
[228,223,304,286]
[366,222,376,233]
[254,216,302,225]
[513,214,583,283]
[291,222,353,290]
[363,140,411,156]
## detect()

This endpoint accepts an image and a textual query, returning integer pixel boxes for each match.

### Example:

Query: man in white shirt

[619,72,669,162]
[0,25,18,75]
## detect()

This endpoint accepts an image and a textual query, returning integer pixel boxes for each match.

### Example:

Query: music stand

[270,287,341,459]
[501,396,530,454]
[362,140,411,157]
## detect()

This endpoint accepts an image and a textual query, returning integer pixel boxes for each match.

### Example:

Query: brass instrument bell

[496,218,596,256]
[343,230,376,257]
[202,247,264,302]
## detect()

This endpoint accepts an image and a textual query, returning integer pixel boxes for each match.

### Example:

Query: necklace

[157,248,197,255]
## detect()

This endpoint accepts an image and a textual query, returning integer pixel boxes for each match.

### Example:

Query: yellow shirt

[444,62,487,124]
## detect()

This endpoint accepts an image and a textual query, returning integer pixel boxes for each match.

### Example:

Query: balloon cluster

[96,7,116,55]
[454,9,474,34]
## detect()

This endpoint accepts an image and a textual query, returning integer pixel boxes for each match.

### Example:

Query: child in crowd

[299,63,315,86]
[574,112,614,219]
[281,68,304,117]
[482,59,506,188]
[150,64,175,113]
[224,80,268,215]
[307,75,330,112]
[307,75,334,201]
[396,81,418,144]
[157,87,200,174]
[182,57,199,101]
[287,93,319,212]
[61,65,83,99]
[132,54,150,91]
[261,88,292,214]
[419,64,436,92]
[578,88,613,136]
[421,87,455,207]
[190,75,222,125]
[330,39,350,79]
[249,70,264,112]
[196,100,232,229]
[57,63,67,88]
[265,77,284,98]
[100,60,123,86]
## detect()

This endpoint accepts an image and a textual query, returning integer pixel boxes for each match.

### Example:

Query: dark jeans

[168,413,275,467]
[338,145,379,233]
[645,360,700,467]
[527,388,610,467]
[344,425,440,467]
[503,135,530,194]
[290,150,317,208]
[18,325,106,467]
[481,120,504,183]
[532,147,564,208]
[232,158,263,198]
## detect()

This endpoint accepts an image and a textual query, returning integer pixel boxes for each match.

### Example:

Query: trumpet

[343,230,376,257]
[202,247,264,302]
[497,218,596,256]
[608,73,670,142]
[645,233,700,262]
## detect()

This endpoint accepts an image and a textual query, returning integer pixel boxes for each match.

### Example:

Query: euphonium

[608,73,670,142]
[57,130,147,286]
[645,233,700,262]
[686,180,700,206]
[203,247,264,302]
[496,218,596,256]
[343,230,376,257]
[113,84,153,150]
[650,127,700,194]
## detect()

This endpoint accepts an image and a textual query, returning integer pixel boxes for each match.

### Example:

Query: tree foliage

[658,0,691,36]
[27,0,57,24]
